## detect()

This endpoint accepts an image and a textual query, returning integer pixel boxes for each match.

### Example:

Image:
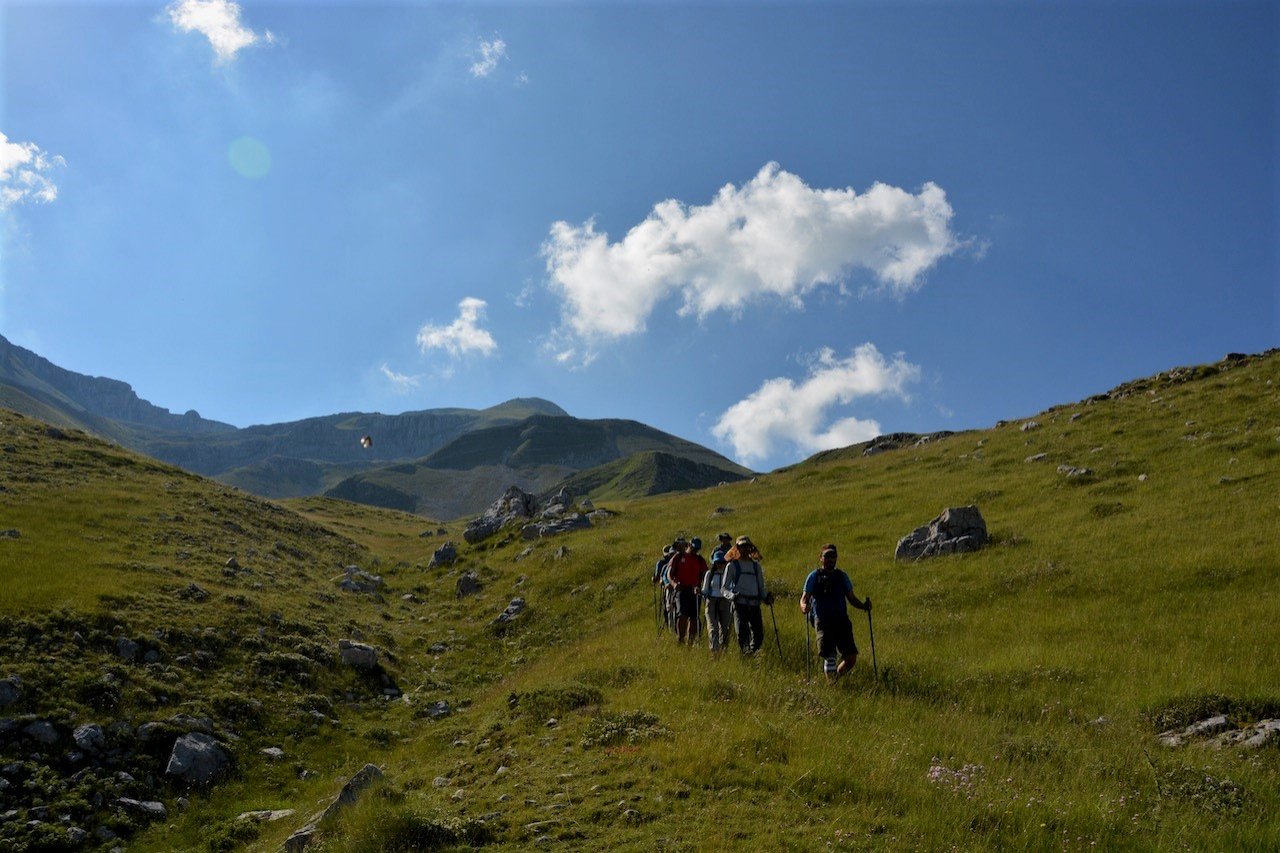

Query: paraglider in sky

[360,435,373,449]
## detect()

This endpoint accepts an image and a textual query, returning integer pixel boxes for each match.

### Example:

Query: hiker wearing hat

[701,536,734,653]
[662,538,686,632]
[800,544,870,681]
[722,535,773,653]
[667,537,708,645]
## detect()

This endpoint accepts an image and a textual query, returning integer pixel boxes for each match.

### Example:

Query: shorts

[676,586,698,618]
[815,614,857,659]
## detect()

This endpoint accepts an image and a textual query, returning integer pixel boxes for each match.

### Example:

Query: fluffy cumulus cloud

[166,0,275,64]
[712,343,920,464]
[0,133,64,209]
[542,162,958,346]
[470,38,508,78]
[416,297,498,358]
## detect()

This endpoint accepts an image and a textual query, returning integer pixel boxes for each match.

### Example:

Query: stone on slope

[0,676,20,708]
[337,566,383,593]
[895,506,988,562]
[464,486,538,544]
[456,571,482,598]
[165,732,230,786]
[338,639,379,671]
[429,541,458,568]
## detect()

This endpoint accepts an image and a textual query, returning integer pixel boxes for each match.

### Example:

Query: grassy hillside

[546,449,750,502]
[329,415,754,519]
[2,351,1278,851]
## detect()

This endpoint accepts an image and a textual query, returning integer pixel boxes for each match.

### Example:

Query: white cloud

[470,38,508,78]
[712,343,920,464]
[0,133,64,209]
[542,162,959,349]
[379,364,421,392]
[416,297,498,358]
[166,0,275,64]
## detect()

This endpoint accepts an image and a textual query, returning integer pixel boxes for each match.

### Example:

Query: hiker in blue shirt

[799,544,871,682]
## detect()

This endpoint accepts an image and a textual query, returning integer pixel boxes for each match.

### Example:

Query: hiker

[662,538,686,632]
[722,535,773,653]
[701,547,733,653]
[667,537,708,644]
[799,544,871,682]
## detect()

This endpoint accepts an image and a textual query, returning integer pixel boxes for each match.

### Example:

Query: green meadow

[1,352,1277,851]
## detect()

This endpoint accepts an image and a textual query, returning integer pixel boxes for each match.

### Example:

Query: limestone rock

[338,639,379,671]
[0,529,18,539]
[337,566,383,594]
[117,798,166,820]
[0,676,20,708]
[422,700,452,720]
[494,597,527,627]
[894,506,988,562]
[115,636,139,662]
[429,541,458,568]
[261,747,286,761]
[1020,421,1041,431]
[464,486,538,544]
[165,732,230,786]
[23,720,58,745]
[238,808,295,823]
[455,571,482,598]
[73,723,105,753]
[1057,465,1094,478]
[1025,453,1047,463]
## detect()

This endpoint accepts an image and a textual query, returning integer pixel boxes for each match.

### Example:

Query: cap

[690,537,702,550]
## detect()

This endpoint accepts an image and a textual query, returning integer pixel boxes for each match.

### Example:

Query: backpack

[702,564,725,598]
[810,568,846,600]
[725,559,762,600]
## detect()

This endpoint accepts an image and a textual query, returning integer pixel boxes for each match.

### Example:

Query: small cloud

[0,132,65,209]
[379,364,422,392]
[417,297,498,358]
[470,37,508,78]
[515,71,530,87]
[166,0,275,65]
[711,343,920,464]
[542,163,961,351]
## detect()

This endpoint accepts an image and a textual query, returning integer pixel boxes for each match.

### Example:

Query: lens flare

[227,136,271,179]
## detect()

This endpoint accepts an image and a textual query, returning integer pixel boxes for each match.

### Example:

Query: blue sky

[1,1,1276,471]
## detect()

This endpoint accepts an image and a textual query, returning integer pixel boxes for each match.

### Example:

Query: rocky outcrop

[1159,716,1280,750]
[456,572,482,598]
[429,541,458,568]
[282,763,385,852]
[464,486,538,543]
[494,598,527,628]
[521,513,591,540]
[861,431,956,457]
[0,676,20,708]
[895,506,988,561]
[338,640,379,671]
[166,732,231,786]
[337,566,383,594]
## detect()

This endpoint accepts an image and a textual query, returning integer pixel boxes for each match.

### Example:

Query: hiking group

[652,534,873,682]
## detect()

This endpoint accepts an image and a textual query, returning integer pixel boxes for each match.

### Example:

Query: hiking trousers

[705,597,733,652]
[733,600,765,653]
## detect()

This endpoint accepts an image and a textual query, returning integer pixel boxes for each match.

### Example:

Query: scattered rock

[422,700,452,721]
[1020,421,1041,432]
[554,546,570,560]
[1218,476,1235,485]
[1215,719,1280,749]
[337,566,383,594]
[455,571,482,598]
[401,593,420,603]
[118,797,166,820]
[283,764,385,852]
[67,827,89,845]
[1057,465,1093,478]
[177,583,209,602]
[894,506,988,562]
[464,486,538,544]
[73,723,105,753]
[515,547,534,562]
[1138,474,1148,482]
[338,639,379,671]
[0,676,20,708]
[165,732,230,786]
[1070,412,1082,422]
[429,541,458,568]
[451,788,465,802]
[579,498,595,512]
[494,597,527,627]
[428,642,447,654]
[0,529,19,539]
[237,808,295,823]
[115,636,139,662]
[433,776,449,787]
[863,431,955,456]
[521,513,592,540]
[261,747,286,761]
[23,720,58,745]
[225,557,240,571]
[1024,453,1047,463]
[711,506,733,516]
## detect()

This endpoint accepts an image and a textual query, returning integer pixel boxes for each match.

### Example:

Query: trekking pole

[804,610,812,682]
[866,606,878,681]
[653,584,660,635]
[768,601,784,665]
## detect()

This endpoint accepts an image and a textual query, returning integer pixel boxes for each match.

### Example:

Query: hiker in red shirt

[667,537,708,645]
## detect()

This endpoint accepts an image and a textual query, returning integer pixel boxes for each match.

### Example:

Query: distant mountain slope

[0,333,234,435]
[327,415,754,518]
[545,450,750,502]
